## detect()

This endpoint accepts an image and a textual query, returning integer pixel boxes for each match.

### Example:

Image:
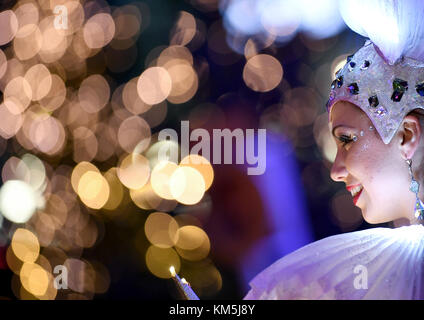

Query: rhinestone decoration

[326,41,424,145]
[360,60,370,70]
[414,198,424,220]
[331,76,343,89]
[368,95,379,108]
[374,106,387,116]
[391,78,408,102]
[326,91,336,109]
[352,135,358,141]
[348,61,356,71]
[360,130,364,136]
[410,180,420,193]
[416,82,424,96]
[347,83,359,95]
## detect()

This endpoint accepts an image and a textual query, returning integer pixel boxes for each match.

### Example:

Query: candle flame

[169,266,176,277]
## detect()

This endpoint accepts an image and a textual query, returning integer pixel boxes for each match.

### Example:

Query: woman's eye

[337,135,353,147]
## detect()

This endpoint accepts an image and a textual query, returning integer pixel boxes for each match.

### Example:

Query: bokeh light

[151,161,179,200]
[170,166,206,205]
[117,153,150,190]
[11,228,40,263]
[145,245,180,279]
[243,54,283,92]
[144,212,179,248]
[77,170,110,209]
[83,13,115,49]
[0,10,18,46]
[180,154,214,191]
[0,180,38,223]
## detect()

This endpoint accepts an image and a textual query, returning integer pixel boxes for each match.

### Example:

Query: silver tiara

[326,40,424,144]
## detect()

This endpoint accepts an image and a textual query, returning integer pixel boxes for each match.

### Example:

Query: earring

[406,159,424,220]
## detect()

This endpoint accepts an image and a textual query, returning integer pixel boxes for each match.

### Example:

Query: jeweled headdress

[327,0,424,144]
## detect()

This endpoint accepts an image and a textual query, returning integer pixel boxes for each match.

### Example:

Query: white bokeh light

[0,180,37,223]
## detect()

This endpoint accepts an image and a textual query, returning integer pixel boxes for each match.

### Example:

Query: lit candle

[169,266,200,300]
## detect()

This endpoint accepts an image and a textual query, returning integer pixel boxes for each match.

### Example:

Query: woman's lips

[352,188,363,205]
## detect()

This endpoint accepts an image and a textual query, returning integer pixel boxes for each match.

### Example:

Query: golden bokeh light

[157,45,193,67]
[0,58,24,91]
[38,15,68,63]
[130,182,178,212]
[0,10,18,46]
[29,115,66,156]
[0,102,23,139]
[0,49,7,79]
[145,245,180,279]
[151,161,179,200]
[21,153,46,191]
[41,194,68,230]
[14,2,39,35]
[11,228,40,263]
[137,67,172,105]
[112,4,141,41]
[24,64,52,101]
[164,61,199,104]
[78,74,110,113]
[4,76,32,114]
[144,212,179,248]
[117,116,151,154]
[170,166,206,205]
[20,262,49,297]
[243,54,283,92]
[77,170,110,209]
[102,167,124,211]
[13,24,43,61]
[83,13,115,49]
[122,78,152,115]
[117,153,150,190]
[71,161,100,193]
[146,139,179,169]
[6,245,24,275]
[1,156,29,184]
[32,212,56,247]
[39,74,67,112]
[180,154,214,191]
[170,11,197,46]
[175,225,210,261]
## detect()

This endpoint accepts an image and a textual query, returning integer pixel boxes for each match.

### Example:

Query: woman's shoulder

[244,224,424,300]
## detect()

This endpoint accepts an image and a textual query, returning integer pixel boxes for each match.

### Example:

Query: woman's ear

[398,114,422,160]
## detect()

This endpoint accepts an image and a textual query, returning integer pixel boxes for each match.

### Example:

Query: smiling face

[329,101,417,224]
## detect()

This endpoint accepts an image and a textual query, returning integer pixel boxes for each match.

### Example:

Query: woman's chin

[361,209,393,224]
[361,208,384,224]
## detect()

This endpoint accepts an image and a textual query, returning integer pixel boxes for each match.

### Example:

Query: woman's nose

[330,151,348,182]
